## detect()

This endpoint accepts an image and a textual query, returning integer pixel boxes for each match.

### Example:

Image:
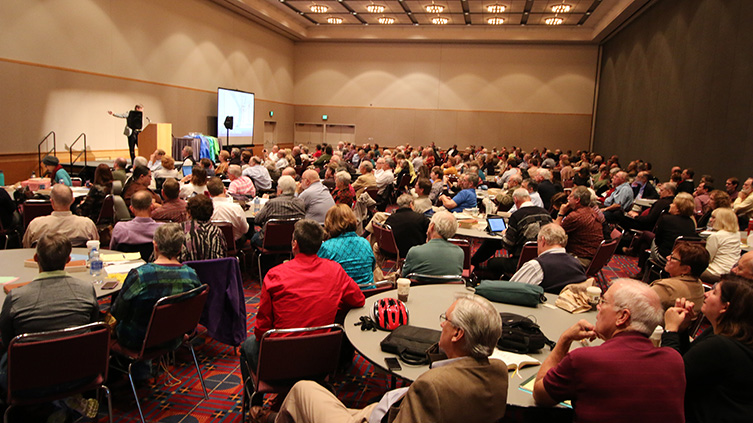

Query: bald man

[297,169,335,224]
[22,185,99,247]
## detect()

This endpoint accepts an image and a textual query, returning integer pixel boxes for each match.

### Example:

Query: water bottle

[89,248,103,277]
[254,197,261,213]
[31,170,36,179]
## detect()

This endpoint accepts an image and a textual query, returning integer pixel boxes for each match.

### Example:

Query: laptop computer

[182,166,193,177]
[486,216,507,235]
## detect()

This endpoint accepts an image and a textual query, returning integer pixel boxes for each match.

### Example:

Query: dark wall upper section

[594,0,753,183]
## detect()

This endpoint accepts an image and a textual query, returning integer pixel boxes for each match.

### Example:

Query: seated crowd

[2,142,753,423]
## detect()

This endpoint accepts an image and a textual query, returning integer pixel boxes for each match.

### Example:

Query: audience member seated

[242,156,273,191]
[401,211,463,278]
[645,193,697,271]
[112,157,128,186]
[147,149,166,173]
[267,294,508,423]
[23,184,99,248]
[533,168,562,210]
[42,155,72,186]
[0,233,99,388]
[438,173,478,212]
[122,165,163,207]
[554,186,604,267]
[75,163,113,222]
[251,175,305,247]
[601,171,634,224]
[621,182,676,231]
[240,219,365,381]
[700,207,741,283]
[472,188,552,278]
[732,177,753,221]
[677,168,695,194]
[731,251,753,281]
[508,179,544,212]
[385,194,430,258]
[375,157,395,195]
[331,171,355,207]
[696,189,730,228]
[179,166,209,199]
[109,223,202,351]
[207,177,248,247]
[663,275,753,423]
[153,155,180,180]
[533,279,685,423]
[649,243,708,314]
[692,182,713,216]
[298,170,336,225]
[631,171,659,200]
[200,158,216,178]
[226,164,256,199]
[318,204,376,287]
[351,161,376,197]
[215,150,230,176]
[725,177,739,202]
[508,224,587,293]
[181,146,196,169]
[150,179,188,223]
[180,194,227,262]
[429,166,444,204]
[110,190,163,251]
[412,177,434,215]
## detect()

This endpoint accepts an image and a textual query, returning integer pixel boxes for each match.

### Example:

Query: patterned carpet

[82,254,639,422]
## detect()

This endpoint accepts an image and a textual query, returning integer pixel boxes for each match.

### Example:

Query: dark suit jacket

[677,180,695,194]
[633,182,659,200]
[385,208,430,258]
[391,356,508,423]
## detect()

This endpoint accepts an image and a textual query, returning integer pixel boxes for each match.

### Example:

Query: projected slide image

[218,88,255,144]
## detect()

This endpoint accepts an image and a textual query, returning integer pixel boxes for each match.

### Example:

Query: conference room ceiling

[210,0,653,43]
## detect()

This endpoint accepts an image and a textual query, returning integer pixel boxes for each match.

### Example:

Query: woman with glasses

[663,274,753,423]
[649,242,709,314]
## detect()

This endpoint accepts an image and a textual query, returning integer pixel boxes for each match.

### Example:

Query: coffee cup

[397,278,411,302]
[586,286,602,306]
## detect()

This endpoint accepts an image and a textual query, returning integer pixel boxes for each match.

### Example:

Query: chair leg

[127,362,147,423]
[187,343,209,399]
[4,405,12,423]
[100,385,114,423]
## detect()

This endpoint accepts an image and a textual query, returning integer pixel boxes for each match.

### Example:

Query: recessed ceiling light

[432,16,449,24]
[551,4,572,13]
[378,16,395,24]
[487,17,504,25]
[545,17,563,25]
[327,16,343,24]
[426,4,445,13]
[486,4,506,13]
[366,4,386,13]
[310,3,328,13]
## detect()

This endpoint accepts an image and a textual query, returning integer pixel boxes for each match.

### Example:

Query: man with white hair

[351,160,377,197]
[266,294,508,423]
[242,156,273,191]
[23,184,99,248]
[533,279,685,423]
[534,168,562,210]
[601,171,634,223]
[251,175,305,246]
[508,223,587,293]
[731,250,753,281]
[298,170,335,224]
[401,211,464,278]
[375,157,396,195]
[227,164,256,198]
[472,188,551,278]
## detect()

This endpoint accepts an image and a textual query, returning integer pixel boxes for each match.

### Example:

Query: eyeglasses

[598,297,609,306]
[668,255,682,263]
[439,312,454,325]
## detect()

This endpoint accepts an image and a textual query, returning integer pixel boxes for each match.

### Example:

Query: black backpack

[497,312,556,354]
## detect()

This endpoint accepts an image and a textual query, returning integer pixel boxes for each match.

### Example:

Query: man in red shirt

[240,219,365,385]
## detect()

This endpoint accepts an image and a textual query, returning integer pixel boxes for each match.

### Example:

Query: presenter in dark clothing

[108,104,148,165]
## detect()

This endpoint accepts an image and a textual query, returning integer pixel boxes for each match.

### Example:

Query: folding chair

[241,324,344,421]
[406,273,464,286]
[212,220,244,268]
[371,222,403,273]
[4,322,112,423]
[96,194,115,226]
[251,218,298,282]
[110,285,210,423]
[115,242,154,263]
[112,195,131,223]
[448,238,474,284]
[22,200,53,229]
[516,241,539,270]
[585,236,621,288]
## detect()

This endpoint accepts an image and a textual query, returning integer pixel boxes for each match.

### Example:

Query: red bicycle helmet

[372,298,409,331]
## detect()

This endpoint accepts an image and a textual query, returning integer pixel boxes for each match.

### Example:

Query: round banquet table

[0,247,127,304]
[344,284,599,409]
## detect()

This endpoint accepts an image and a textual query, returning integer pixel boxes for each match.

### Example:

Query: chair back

[360,280,395,298]
[448,238,472,272]
[255,324,343,390]
[585,236,621,278]
[96,194,115,225]
[395,174,411,193]
[372,222,400,259]
[22,201,53,229]
[71,177,83,187]
[260,219,298,251]
[137,284,209,357]
[517,241,539,270]
[406,273,463,286]
[112,195,131,222]
[365,187,380,202]
[212,220,237,255]
[112,180,123,196]
[6,322,110,404]
[673,235,706,249]
[116,242,154,262]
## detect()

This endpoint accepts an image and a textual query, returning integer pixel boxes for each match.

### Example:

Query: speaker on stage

[224,116,234,130]
[127,111,143,131]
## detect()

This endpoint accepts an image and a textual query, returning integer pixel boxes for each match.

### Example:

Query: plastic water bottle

[89,247,103,277]
[254,197,261,213]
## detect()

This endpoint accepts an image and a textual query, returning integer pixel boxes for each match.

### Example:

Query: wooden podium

[138,123,172,156]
